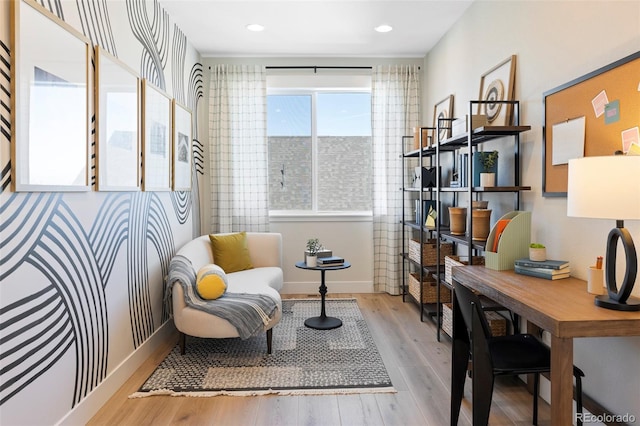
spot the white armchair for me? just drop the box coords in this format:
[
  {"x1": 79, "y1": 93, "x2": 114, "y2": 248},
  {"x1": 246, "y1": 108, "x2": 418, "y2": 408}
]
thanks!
[{"x1": 171, "y1": 233, "x2": 284, "y2": 353}]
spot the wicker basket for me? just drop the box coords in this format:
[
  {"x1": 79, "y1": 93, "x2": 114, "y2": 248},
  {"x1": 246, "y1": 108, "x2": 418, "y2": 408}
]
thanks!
[
  {"x1": 444, "y1": 255, "x2": 485, "y2": 285},
  {"x1": 408, "y1": 273, "x2": 451, "y2": 304},
  {"x1": 442, "y1": 303, "x2": 507, "y2": 337},
  {"x1": 409, "y1": 239, "x2": 454, "y2": 266}
]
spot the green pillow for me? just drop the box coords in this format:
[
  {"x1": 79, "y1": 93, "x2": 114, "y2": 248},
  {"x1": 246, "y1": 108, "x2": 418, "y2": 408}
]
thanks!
[
  {"x1": 196, "y1": 264, "x2": 228, "y2": 300},
  {"x1": 209, "y1": 232, "x2": 253, "y2": 273}
]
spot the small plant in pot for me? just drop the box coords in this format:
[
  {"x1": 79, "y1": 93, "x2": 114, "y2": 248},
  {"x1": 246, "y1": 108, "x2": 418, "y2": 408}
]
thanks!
[
  {"x1": 529, "y1": 243, "x2": 547, "y2": 262},
  {"x1": 478, "y1": 151, "x2": 498, "y2": 187},
  {"x1": 305, "y1": 238, "x2": 323, "y2": 267}
]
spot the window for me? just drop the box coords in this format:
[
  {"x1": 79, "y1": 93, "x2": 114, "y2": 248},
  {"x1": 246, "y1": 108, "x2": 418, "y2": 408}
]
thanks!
[{"x1": 267, "y1": 89, "x2": 372, "y2": 213}]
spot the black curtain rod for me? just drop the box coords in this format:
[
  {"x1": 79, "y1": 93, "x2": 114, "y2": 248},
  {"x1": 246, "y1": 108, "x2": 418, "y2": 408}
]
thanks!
[
  {"x1": 266, "y1": 66, "x2": 372, "y2": 72},
  {"x1": 207, "y1": 65, "x2": 372, "y2": 72},
  {"x1": 208, "y1": 65, "x2": 420, "y2": 72}
]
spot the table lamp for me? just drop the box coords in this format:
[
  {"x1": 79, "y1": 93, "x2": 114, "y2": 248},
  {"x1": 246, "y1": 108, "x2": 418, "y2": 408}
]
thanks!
[{"x1": 567, "y1": 155, "x2": 640, "y2": 311}]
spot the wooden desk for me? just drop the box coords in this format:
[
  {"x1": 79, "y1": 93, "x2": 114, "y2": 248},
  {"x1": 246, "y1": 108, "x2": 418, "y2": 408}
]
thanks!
[{"x1": 450, "y1": 266, "x2": 640, "y2": 425}]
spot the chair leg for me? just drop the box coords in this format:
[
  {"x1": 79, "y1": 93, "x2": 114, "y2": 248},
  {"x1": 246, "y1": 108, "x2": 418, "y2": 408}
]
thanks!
[
  {"x1": 179, "y1": 332, "x2": 186, "y2": 355},
  {"x1": 574, "y1": 367, "x2": 584, "y2": 426},
  {"x1": 470, "y1": 306, "x2": 494, "y2": 426},
  {"x1": 533, "y1": 373, "x2": 540, "y2": 425},
  {"x1": 472, "y1": 369, "x2": 494, "y2": 426},
  {"x1": 266, "y1": 328, "x2": 273, "y2": 354},
  {"x1": 451, "y1": 340, "x2": 470, "y2": 426}
]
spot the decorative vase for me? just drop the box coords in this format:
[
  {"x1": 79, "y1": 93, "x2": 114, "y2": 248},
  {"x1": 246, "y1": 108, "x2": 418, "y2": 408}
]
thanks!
[
  {"x1": 306, "y1": 255, "x2": 317, "y2": 267},
  {"x1": 449, "y1": 207, "x2": 467, "y2": 236},
  {"x1": 472, "y1": 209, "x2": 492, "y2": 241},
  {"x1": 472, "y1": 200, "x2": 489, "y2": 210},
  {"x1": 480, "y1": 172, "x2": 495, "y2": 187},
  {"x1": 529, "y1": 247, "x2": 547, "y2": 262}
]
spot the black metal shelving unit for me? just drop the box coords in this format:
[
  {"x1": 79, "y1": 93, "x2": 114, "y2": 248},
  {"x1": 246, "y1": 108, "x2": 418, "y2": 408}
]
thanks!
[
  {"x1": 401, "y1": 100, "x2": 532, "y2": 339},
  {"x1": 433, "y1": 100, "x2": 531, "y2": 341},
  {"x1": 400, "y1": 132, "x2": 442, "y2": 321}
]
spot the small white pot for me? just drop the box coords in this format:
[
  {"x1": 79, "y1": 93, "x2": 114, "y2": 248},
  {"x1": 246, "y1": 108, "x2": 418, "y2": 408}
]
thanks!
[
  {"x1": 529, "y1": 247, "x2": 547, "y2": 262},
  {"x1": 480, "y1": 172, "x2": 495, "y2": 187},
  {"x1": 306, "y1": 255, "x2": 317, "y2": 267}
]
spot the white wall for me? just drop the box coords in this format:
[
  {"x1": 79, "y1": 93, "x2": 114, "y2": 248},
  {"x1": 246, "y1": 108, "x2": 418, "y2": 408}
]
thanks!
[
  {"x1": 422, "y1": 0, "x2": 640, "y2": 417},
  {"x1": 271, "y1": 217, "x2": 374, "y2": 294},
  {"x1": 201, "y1": 57, "x2": 422, "y2": 292}
]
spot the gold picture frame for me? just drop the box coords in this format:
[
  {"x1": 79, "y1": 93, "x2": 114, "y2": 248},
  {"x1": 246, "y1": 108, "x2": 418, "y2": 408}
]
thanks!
[
  {"x1": 95, "y1": 46, "x2": 141, "y2": 191},
  {"x1": 432, "y1": 95, "x2": 454, "y2": 143},
  {"x1": 477, "y1": 55, "x2": 517, "y2": 126},
  {"x1": 11, "y1": 0, "x2": 91, "y2": 191},
  {"x1": 142, "y1": 80, "x2": 172, "y2": 191},
  {"x1": 172, "y1": 101, "x2": 192, "y2": 191}
]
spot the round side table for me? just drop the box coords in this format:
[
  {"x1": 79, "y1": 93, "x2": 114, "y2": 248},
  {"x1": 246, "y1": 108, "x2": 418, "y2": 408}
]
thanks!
[{"x1": 294, "y1": 261, "x2": 351, "y2": 329}]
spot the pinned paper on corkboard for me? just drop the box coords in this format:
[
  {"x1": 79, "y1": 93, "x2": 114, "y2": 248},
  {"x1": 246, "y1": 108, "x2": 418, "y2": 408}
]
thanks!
[
  {"x1": 622, "y1": 127, "x2": 640, "y2": 153},
  {"x1": 551, "y1": 117, "x2": 585, "y2": 165}
]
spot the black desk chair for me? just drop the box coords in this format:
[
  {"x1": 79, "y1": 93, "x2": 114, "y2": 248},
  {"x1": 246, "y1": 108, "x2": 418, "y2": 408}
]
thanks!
[{"x1": 452, "y1": 281, "x2": 584, "y2": 425}]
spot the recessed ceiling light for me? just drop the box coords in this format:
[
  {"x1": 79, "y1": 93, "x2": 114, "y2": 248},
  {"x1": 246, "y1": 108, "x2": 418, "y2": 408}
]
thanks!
[
  {"x1": 374, "y1": 24, "x2": 393, "y2": 33},
  {"x1": 246, "y1": 24, "x2": 265, "y2": 32}
]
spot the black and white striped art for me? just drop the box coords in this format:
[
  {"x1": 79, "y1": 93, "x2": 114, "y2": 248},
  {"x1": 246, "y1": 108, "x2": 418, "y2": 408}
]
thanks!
[{"x1": 0, "y1": 1, "x2": 203, "y2": 423}]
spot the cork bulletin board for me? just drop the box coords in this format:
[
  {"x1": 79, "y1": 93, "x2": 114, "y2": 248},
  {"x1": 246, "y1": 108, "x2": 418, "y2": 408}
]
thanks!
[{"x1": 542, "y1": 51, "x2": 640, "y2": 197}]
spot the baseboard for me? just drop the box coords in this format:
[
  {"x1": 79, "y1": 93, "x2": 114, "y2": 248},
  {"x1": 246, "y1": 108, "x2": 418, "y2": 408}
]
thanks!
[
  {"x1": 281, "y1": 280, "x2": 373, "y2": 294},
  {"x1": 56, "y1": 321, "x2": 176, "y2": 426}
]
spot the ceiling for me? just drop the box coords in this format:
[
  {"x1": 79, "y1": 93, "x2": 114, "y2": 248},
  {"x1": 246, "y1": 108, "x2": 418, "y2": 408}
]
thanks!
[{"x1": 161, "y1": 0, "x2": 475, "y2": 58}]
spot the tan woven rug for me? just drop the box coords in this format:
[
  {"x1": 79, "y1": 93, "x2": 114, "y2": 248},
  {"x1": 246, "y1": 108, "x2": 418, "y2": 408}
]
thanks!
[{"x1": 130, "y1": 299, "x2": 395, "y2": 397}]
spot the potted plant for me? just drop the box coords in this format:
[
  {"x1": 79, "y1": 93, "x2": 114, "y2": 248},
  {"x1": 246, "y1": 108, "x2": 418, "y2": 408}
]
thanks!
[
  {"x1": 529, "y1": 243, "x2": 547, "y2": 262},
  {"x1": 478, "y1": 151, "x2": 498, "y2": 187},
  {"x1": 305, "y1": 238, "x2": 322, "y2": 267}
]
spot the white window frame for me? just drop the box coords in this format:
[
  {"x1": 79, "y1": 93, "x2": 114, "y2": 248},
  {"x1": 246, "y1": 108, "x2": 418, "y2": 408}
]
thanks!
[{"x1": 267, "y1": 87, "x2": 372, "y2": 218}]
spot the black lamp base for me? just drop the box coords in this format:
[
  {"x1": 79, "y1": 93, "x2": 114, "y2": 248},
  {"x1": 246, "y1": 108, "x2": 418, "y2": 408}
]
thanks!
[{"x1": 595, "y1": 295, "x2": 640, "y2": 311}]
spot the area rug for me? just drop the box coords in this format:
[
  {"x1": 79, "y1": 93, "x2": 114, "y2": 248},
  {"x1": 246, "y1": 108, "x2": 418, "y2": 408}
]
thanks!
[{"x1": 130, "y1": 299, "x2": 395, "y2": 397}]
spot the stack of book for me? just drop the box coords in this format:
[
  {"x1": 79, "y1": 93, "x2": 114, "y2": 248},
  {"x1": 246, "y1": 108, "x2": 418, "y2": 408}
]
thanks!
[
  {"x1": 514, "y1": 258, "x2": 570, "y2": 280},
  {"x1": 317, "y1": 256, "x2": 345, "y2": 267}
]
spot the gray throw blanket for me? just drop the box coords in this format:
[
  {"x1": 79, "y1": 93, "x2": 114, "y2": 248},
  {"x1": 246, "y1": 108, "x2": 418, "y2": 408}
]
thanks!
[{"x1": 166, "y1": 255, "x2": 279, "y2": 339}]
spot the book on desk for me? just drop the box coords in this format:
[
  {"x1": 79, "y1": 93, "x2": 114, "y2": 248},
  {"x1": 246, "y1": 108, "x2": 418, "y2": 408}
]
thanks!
[
  {"x1": 515, "y1": 265, "x2": 570, "y2": 280},
  {"x1": 514, "y1": 258, "x2": 570, "y2": 270}
]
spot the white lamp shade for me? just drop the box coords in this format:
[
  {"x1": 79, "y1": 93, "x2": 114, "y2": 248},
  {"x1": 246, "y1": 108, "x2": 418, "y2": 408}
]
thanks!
[{"x1": 567, "y1": 156, "x2": 640, "y2": 220}]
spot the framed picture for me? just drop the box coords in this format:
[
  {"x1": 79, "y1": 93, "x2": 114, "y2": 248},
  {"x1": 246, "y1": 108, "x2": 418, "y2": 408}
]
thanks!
[
  {"x1": 432, "y1": 95, "x2": 454, "y2": 143},
  {"x1": 11, "y1": 0, "x2": 91, "y2": 191},
  {"x1": 95, "y1": 46, "x2": 141, "y2": 191},
  {"x1": 477, "y1": 55, "x2": 517, "y2": 126},
  {"x1": 172, "y1": 101, "x2": 192, "y2": 191},
  {"x1": 142, "y1": 80, "x2": 172, "y2": 191}
]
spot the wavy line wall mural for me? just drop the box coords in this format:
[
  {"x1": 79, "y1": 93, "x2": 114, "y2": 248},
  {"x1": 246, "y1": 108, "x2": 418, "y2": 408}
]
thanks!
[{"x1": 0, "y1": 1, "x2": 203, "y2": 424}]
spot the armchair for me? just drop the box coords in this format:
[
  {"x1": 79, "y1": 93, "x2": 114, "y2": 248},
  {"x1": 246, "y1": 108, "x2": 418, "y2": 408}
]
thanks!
[{"x1": 170, "y1": 233, "x2": 284, "y2": 354}]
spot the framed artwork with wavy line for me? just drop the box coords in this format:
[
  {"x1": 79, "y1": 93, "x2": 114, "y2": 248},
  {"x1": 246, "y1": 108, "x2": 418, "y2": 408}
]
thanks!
[
  {"x1": 477, "y1": 55, "x2": 517, "y2": 127},
  {"x1": 433, "y1": 94, "x2": 454, "y2": 143},
  {"x1": 142, "y1": 80, "x2": 172, "y2": 191},
  {"x1": 11, "y1": 0, "x2": 91, "y2": 192},
  {"x1": 172, "y1": 101, "x2": 192, "y2": 191},
  {"x1": 95, "y1": 46, "x2": 141, "y2": 191}
]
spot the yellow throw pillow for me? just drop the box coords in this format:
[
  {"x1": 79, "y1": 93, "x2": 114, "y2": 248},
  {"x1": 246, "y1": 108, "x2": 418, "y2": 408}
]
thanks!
[
  {"x1": 209, "y1": 232, "x2": 253, "y2": 273},
  {"x1": 196, "y1": 264, "x2": 228, "y2": 300}
]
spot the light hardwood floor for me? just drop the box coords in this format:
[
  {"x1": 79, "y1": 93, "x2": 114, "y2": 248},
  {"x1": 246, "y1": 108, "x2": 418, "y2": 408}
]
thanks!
[{"x1": 88, "y1": 293, "x2": 550, "y2": 425}]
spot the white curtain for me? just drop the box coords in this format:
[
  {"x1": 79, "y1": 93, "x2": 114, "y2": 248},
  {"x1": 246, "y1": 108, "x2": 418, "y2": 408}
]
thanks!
[
  {"x1": 208, "y1": 65, "x2": 269, "y2": 233},
  {"x1": 371, "y1": 65, "x2": 421, "y2": 294}
]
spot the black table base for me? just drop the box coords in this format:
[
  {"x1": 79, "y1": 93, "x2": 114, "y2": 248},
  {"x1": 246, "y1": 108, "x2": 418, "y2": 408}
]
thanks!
[
  {"x1": 304, "y1": 315, "x2": 342, "y2": 330},
  {"x1": 294, "y1": 261, "x2": 351, "y2": 331}
]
